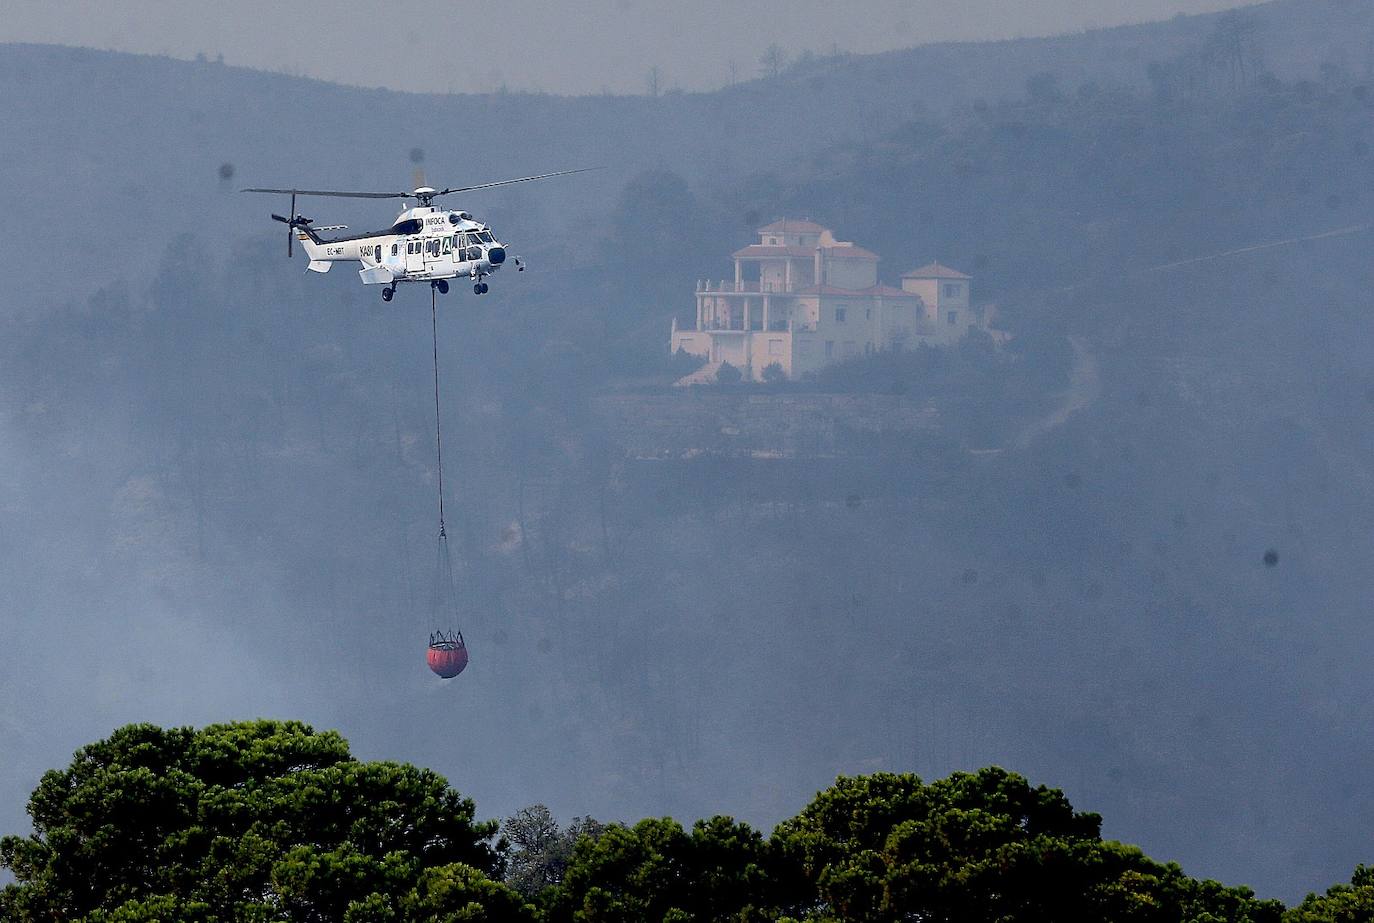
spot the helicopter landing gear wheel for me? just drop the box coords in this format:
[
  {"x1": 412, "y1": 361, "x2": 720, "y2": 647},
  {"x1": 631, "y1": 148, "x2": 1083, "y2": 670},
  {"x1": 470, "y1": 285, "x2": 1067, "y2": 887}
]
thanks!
[
  {"x1": 381, "y1": 286, "x2": 394, "y2": 302},
  {"x1": 473, "y1": 283, "x2": 483, "y2": 295},
  {"x1": 437, "y1": 279, "x2": 449, "y2": 295}
]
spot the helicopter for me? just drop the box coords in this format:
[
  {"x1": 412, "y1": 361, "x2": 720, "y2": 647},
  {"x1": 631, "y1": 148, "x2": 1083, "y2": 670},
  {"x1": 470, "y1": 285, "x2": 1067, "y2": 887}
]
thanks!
[{"x1": 243, "y1": 170, "x2": 592, "y2": 300}]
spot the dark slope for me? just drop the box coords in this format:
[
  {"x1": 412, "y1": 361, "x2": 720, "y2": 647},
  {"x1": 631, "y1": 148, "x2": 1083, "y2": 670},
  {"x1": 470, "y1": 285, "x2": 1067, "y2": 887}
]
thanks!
[
  {"x1": 2, "y1": 0, "x2": 1374, "y2": 907},
  {"x1": 719, "y1": 64, "x2": 1374, "y2": 898}
]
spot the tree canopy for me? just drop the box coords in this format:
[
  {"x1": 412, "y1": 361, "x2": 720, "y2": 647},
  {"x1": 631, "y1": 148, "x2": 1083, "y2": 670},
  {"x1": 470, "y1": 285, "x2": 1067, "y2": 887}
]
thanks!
[
  {"x1": 1284, "y1": 866, "x2": 1374, "y2": 923},
  {"x1": 526, "y1": 767, "x2": 1293, "y2": 922},
  {"x1": 0, "y1": 720, "x2": 528, "y2": 922},
  {"x1": 1, "y1": 724, "x2": 1359, "y2": 921}
]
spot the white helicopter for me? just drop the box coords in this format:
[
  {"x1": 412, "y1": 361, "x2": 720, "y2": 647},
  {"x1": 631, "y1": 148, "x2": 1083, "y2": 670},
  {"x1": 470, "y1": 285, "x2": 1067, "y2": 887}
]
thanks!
[{"x1": 243, "y1": 170, "x2": 592, "y2": 300}]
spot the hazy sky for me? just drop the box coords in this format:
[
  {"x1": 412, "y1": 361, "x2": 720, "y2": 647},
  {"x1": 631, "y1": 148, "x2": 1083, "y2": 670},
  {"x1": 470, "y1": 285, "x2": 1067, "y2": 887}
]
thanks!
[{"x1": 4, "y1": 0, "x2": 1257, "y2": 95}]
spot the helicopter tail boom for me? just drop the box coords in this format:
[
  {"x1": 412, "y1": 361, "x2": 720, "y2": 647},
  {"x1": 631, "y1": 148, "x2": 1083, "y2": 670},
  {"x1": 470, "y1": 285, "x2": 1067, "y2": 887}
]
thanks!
[{"x1": 359, "y1": 266, "x2": 395, "y2": 286}]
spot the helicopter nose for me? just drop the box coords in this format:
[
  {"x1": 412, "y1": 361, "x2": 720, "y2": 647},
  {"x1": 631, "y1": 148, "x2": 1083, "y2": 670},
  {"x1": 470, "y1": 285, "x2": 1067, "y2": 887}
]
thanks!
[{"x1": 488, "y1": 246, "x2": 506, "y2": 265}]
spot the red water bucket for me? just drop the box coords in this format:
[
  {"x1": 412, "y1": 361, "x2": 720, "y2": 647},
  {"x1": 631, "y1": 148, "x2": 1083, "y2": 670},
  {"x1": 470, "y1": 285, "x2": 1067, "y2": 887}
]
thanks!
[{"x1": 427, "y1": 635, "x2": 469, "y2": 679}]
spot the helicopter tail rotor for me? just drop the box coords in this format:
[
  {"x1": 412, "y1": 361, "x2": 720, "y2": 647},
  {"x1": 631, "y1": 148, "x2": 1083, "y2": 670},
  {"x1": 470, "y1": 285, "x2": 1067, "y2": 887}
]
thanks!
[{"x1": 269, "y1": 193, "x2": 314, "y2": 258}]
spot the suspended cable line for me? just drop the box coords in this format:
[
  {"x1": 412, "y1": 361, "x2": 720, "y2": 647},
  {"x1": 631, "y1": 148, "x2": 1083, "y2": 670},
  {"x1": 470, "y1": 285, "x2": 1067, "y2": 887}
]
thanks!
[
  {"x1": 426, "y1": 283, "x2": 468, "y2": 679},
  {"x1": 432, "y1": 282, "x2": 447, "y2": 538}
]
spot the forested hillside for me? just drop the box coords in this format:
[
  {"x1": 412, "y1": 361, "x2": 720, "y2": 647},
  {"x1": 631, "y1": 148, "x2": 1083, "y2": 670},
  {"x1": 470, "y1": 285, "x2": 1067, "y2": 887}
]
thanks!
[{"x1": 2, "y1": 1, "x2": 1373, "y2": 906}]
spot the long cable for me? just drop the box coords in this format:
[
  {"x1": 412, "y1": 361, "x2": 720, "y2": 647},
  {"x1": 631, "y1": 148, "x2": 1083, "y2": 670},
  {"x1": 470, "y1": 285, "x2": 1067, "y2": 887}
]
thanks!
[
  {"x1": 1134, "y1": 224, "x2": 1370, "y2": 275},
  {"x1": 429, "y1": 284, "x2": 466, "y2": 645},
  {"x1": 1048, "y1": 223, "x2": 1372, "y2": 294},
  {"x1": 431, "y1": 285, "x2": 446, "y2": 540}
]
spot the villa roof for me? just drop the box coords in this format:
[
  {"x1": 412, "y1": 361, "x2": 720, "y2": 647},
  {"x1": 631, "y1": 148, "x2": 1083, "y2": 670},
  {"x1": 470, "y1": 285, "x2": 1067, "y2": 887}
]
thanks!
[
  {"x1": 902, "y1": 261, "x2": 971, "y2": 280},
  {"x1": 757, "y1": 218, "x2": 828, "y2": 234}
]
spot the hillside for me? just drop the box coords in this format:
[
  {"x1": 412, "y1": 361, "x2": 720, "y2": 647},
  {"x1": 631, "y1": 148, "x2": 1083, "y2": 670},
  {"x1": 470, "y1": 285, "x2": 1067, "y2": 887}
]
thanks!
[{"x1": 2, "y1": 0, "x2": 1374, "y2": 907}]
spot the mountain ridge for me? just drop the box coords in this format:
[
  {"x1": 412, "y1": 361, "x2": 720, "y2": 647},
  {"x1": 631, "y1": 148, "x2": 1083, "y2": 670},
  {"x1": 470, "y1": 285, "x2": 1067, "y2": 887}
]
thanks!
[{"x1": 1, "y1": 0, "x2": 1369, "y2": 308}]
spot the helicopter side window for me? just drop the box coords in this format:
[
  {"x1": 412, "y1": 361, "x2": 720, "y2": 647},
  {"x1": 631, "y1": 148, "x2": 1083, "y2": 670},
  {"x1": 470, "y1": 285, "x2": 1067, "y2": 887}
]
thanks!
[
  {"x1": 442, "y1": 236, "x2": 452, "y2": 255},
  {"x1": 392, "y1": 243, "x2": 399, "y2": 256}
]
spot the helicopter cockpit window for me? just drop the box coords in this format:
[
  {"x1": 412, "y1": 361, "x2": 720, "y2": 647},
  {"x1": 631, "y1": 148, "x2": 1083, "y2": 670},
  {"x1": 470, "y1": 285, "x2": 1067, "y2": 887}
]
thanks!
[{"x1": 476, "y1": 231, "x2": 494, "y2": 243}]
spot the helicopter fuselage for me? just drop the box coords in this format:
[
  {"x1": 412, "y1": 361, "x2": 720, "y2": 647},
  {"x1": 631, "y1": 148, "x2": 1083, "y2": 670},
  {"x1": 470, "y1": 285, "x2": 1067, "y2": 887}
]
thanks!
[{"x1": 298, "y1": 204, "x2": 513, "y2": 292}]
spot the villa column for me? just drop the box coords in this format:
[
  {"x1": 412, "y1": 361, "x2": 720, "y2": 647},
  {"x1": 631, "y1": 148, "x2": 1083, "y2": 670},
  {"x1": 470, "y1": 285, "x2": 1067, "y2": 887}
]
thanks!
[
  {"x1": 784, "y1": 259, "x2": 792, "y2": 292},
  {"x1": 743, "y1": 298, "x2": 751, "y2": 332},
  {"x1": 763, "y1": 295, "x2": 770, "y2": 332},
  {"x1": 734, "y1": 260, "x2": 743, "y2": 292},
  {"x1": 696, "y1": 294, "x2": 703, "y2": 330}
]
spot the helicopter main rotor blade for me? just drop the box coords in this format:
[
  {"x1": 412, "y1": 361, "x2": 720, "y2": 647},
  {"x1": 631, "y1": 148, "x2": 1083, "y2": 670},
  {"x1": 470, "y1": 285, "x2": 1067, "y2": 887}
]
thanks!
[
  {"x1": 243, "y1": 187, "x2": 411, "y2": 199},
  {"x1": 242, "y1": 169, "x2": 599, "y2": 202},
  {"x1": 432, "y1": 168, "x2": 601, "y2": 197}
]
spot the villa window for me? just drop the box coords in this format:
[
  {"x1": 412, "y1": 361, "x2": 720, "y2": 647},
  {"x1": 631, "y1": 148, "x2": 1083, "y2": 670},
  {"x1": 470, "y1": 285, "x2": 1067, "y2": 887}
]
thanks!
[
  {"x1": 825, "y1": 340, "x2": 834, "y2": 358},
  {"x1": 835, "y1": 307, "x2": 847, "y2": 323},
  {"x1": 944, "y1": 283, "x2": 962, "y2": 299},
  {"x1": 947, "y1": 311, "x2": 958, "y2": 325},
  {"x1": 768, "y1": 338, "x2": 783, "y2": 356}
]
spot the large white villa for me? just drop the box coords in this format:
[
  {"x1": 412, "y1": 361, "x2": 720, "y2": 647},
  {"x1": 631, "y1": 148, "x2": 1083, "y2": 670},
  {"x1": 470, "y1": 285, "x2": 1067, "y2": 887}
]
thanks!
[{"x1": 671, "y1": 219, "x2": 981, "y2": 382}]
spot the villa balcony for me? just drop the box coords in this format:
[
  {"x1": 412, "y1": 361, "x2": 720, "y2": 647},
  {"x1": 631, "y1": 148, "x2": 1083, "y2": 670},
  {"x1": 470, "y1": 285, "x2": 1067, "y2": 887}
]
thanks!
[
  {"x1": 694, "y1": 318, "x2": 817, "y2": 333},
  {"x1": 696, "y1": 280, "x2": 794, "y2": 294}
]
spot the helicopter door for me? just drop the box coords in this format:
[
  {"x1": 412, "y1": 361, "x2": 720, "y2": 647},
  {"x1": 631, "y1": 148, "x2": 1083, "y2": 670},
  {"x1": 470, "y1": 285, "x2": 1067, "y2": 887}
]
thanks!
[{"x1": 406, "y1": 238, "x2": 424, "y2": 273}]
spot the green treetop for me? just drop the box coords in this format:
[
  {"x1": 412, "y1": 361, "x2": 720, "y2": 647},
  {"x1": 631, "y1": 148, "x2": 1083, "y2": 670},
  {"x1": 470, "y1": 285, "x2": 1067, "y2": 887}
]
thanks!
[{"x1": 0, "y1": 720, "x2": 530, "y2": 922}]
